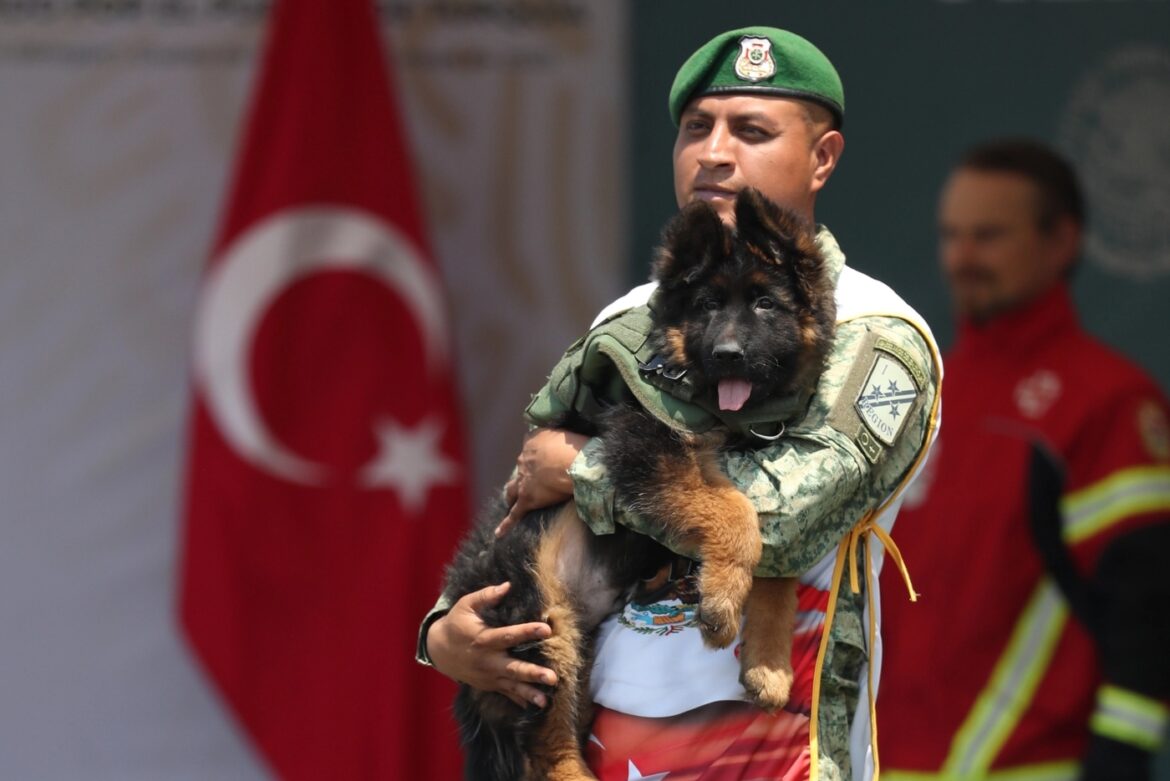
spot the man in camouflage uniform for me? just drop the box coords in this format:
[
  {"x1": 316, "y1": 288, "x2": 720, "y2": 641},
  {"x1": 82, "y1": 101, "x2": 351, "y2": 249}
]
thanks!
[{"x1": 420, "y1": 26, "x2": 942, "y2": 781}]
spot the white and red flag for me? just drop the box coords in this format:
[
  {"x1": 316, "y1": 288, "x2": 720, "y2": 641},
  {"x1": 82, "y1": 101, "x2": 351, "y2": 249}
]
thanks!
[{"x1": 179, "y1": 1, "x2": 469, "y2": 778}]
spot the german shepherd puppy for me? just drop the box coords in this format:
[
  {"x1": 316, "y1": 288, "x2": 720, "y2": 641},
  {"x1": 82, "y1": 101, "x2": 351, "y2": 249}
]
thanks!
[{"x1": 442, "y1": 189, "x2": 836, "y2": 781}]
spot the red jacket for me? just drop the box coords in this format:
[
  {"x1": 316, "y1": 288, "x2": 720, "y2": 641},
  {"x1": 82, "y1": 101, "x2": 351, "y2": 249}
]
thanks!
[{"x1": 877, "y1": 284, "x2": 1170, "y2": 777}]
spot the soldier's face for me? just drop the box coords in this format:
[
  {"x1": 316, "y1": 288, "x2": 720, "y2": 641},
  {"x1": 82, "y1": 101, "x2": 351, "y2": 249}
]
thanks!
[
  {"x1": 939, "y1": 169, "x2": 1076, "y2": 323},
  {"x1": 672, "y1": 95, "x2": 840, "y2": 225}
]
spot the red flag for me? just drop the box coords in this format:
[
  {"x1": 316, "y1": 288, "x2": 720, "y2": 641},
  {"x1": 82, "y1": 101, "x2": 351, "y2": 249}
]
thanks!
[{"x1": 179, "y1": 1, "x2": 469, "y2": 778}]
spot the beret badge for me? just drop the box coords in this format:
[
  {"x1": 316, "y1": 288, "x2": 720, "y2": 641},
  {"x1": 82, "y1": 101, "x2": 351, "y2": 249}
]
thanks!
[{"x1": 734, "y1": 36, "x2": 776, "y2": 82}]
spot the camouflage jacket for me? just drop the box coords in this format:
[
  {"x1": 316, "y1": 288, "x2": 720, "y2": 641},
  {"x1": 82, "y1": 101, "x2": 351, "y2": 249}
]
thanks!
[{"x1": 525, "y1": 226, "x2": 942, "y2": 778}]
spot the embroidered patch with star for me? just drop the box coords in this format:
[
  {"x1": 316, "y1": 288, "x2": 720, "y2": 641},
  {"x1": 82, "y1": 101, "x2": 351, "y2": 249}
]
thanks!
[{"x1": 855, "y1": 347, "x2": 920, "y2": 446}]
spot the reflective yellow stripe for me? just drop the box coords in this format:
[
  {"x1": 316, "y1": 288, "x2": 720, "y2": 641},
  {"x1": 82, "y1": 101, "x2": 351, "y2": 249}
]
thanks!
[
  {"x1": 943, "y1": 581, "x2": 1068, "y2": 776},
  {"x1": 884, "y1": 760, "x2": 1077, "y2": 780},
  {"x1": 1090, "y1": 684, "x2": 1169, "y2": 751},
  {"x1": 1099, "y1": 683, "x2": 1170, "y2": 723},
  {"x1": 987, "y1": 762, "x2": 1079, "y2": 781},
  {"x1": 1061, "y1": 465, "x2": 1170, "y2": 544}
]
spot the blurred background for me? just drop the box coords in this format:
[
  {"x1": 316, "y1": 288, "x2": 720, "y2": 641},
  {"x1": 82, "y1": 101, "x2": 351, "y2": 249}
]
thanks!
[{"x1": 1, "y1": 0, "x2": 1167, "y2": 777}]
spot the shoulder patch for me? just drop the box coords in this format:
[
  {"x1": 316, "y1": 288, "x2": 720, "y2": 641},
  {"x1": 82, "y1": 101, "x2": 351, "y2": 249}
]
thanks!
[
  {"x1": 825, "y1": 325, "x2": 931, "y2": 463},
  {"x1": 855, "y1": 351, "x2": 919, "y2": 446}
]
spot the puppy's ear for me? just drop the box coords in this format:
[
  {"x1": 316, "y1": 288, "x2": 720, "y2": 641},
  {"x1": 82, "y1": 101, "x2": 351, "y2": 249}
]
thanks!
[
  {"x1": 789, "y1": 230, "x2": 832, "y2": 315},
  {"x1": 734, "y1": 189, "x2": 827, "y2": 309},
  {"x1": 784, "y1": 216, "x2": 831, "y2": 315},
  {"x1": 733, "y1": 188, "x2": 790, "y2": 255},
  {"x1": 652, "y1": 201, "x2": 727, "y2": 288}
]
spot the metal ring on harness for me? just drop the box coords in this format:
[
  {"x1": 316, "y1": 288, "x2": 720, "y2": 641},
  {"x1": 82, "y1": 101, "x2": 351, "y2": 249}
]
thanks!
[{"x1": 749, "y1": 421, "x2": 786, "y2": 441}]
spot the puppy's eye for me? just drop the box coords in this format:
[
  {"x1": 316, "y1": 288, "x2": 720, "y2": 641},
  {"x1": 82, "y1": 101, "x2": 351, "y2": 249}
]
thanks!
[
  {"x1": 697, "y1": 298, "x2": 719, "y2": 311},
  {"x1": 755, "y1": 297, "x2": 776, "y2": 311}
]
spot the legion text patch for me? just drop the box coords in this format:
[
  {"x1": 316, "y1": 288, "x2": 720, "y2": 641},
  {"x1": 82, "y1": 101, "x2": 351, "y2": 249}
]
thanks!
[{"x1": 855, "y1": 351, "x2": 919, "y2": 446}]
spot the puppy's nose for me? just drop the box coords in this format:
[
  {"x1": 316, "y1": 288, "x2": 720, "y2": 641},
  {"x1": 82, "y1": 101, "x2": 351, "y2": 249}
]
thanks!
[{"x1": 713, "y1": 341, "x2": 744, "y2": 362}]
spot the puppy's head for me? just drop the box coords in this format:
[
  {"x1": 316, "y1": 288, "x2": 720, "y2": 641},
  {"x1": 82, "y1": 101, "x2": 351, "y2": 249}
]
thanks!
[{"x1": 649, "y1": 189, "x2": 836, "y2": 411}]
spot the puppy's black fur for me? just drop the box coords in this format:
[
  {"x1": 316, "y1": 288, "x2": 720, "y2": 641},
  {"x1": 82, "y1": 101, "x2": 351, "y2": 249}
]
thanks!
[
  {"x1": 441, "y1": 189, "x2": 835, "y2": 781},
  {"x1": 445, "y1": 497, "x2": 664, "y2": 781}
]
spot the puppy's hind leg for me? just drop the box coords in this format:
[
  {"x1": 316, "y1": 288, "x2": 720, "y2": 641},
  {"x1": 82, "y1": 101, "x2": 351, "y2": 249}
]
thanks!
[
  {"x1": 739, "y1": 576, "x2": 796, "y2": 712},
  {"x1": 525, "y1": 507, "x2": 598, "y2": 781},
  {"x1": 525, "y1": 634, "x2": 595, "y2": 781}
]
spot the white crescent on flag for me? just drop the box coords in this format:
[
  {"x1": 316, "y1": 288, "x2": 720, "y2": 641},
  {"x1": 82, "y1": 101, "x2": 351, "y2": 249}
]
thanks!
[{"x1": 193, "y1": 207, "x2": 450, "y2": 485}]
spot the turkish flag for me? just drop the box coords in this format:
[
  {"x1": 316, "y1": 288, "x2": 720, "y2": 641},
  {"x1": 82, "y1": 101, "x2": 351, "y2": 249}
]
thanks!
[{"x1": 178, "y1": 1, "x2": 469, "y2": 779}]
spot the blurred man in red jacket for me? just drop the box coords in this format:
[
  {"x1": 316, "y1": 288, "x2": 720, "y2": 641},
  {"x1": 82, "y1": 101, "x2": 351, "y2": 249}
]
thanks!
[{"x1": 878, "y1": 139, "x2": 1170, "y2": 781}]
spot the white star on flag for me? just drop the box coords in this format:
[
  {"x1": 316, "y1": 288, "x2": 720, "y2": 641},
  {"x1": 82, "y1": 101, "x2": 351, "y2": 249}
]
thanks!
[
  {"x1": 627, "y1": 759, "x2": 669, "y2": 780},
  {"x1": 359, "y1": 416, "x2": 460, "y2": 510}
]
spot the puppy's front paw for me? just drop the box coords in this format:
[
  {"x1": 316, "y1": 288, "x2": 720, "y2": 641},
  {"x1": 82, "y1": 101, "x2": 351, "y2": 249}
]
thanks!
[
  {"x1": 697, "y1": 596, "x2": 740, "y2": 649},
  {"x1": 741, "y1": 663, "x2": 793, "y2": 712}
]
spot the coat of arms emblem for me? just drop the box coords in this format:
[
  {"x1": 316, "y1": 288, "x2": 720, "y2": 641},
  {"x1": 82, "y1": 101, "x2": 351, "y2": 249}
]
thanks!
[{"x1": 735, "y1": 37, "x2": 777, "y2": 82}]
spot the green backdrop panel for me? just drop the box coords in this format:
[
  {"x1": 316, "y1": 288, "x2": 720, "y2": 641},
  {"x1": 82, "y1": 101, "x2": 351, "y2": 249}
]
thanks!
[{"x1": 628, "y1": 1, "x2": 1170, "y2": 394}]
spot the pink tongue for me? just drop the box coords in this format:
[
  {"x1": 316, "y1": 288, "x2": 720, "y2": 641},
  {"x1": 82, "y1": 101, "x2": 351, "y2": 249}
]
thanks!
[{"x1": 718, "y1": 379, "x2": 753, "y2": 411}]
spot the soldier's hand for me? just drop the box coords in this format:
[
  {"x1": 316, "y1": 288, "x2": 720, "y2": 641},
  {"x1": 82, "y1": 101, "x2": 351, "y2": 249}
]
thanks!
[
  {"x1": 425, "y1": 582, "x2": 558, "y2": 709},
  {"x1": 497, "y1": 428, "x2": 588, "y2": 536}
]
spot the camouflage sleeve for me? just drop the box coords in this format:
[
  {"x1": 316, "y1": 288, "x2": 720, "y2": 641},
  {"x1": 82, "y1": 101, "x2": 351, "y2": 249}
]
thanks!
[
  {"x1": 570, "y1": 436, "x2": 620, "y2": 536},
  {"x1": 731, "y1": 315, "x2": 939, "y2": 575},
  {"x1": 570, "y1": 315, "x2": 940, "y2": 577}
]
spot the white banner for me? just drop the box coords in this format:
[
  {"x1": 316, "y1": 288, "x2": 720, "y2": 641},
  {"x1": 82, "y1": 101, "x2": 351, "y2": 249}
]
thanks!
[{"x1": 0, "y1": 2, "x2": 626, "y2": 777}]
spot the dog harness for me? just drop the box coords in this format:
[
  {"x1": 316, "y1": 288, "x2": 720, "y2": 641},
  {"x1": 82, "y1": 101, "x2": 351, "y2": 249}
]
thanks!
[{"x1": 524, "y1": 296, "x2": 812, "y2": 442}]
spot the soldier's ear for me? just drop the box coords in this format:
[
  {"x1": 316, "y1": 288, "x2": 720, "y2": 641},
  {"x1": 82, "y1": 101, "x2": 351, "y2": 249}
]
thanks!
[{"x1": 652, "y1": 201, "x2": 727, "y2": 288}]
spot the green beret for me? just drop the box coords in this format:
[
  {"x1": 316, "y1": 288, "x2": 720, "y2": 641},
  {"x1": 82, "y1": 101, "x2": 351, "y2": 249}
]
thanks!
[{"x1": 669, "y1": 26, "x2": 844, "y2": 128}]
